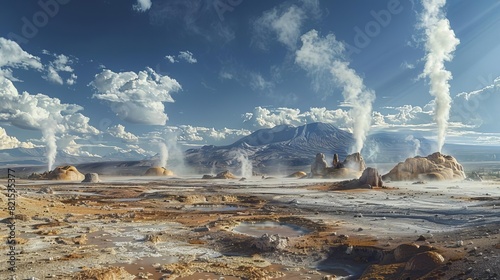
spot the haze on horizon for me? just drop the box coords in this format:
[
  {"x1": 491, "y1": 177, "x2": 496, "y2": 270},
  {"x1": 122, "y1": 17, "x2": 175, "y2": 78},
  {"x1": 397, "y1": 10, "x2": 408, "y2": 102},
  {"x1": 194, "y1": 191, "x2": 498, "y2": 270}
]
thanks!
[{"x1": 1, "y1": 0, "x2": 500, "y2": 168}]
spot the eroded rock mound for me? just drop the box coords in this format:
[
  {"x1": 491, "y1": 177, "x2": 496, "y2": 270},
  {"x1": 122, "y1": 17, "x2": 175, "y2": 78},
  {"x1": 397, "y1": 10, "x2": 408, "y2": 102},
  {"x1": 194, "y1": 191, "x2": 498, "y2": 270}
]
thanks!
[
  {"x1": 144, "y1": 167, "x2": 174, "y2": 176},
  {"x1": 404, "y1": 251, "x2": 444, "y2": 271},
  {"x1": 202, "y1": 170, "x2": 238, "y2": 179},
  {"x1": 30, "y1": 166, "x2": 85, "y2": 181},
  {"x1": 82, "y1": 173, "x2": 100, "y2": 183},
  {"x1": 344, "y1": 167, "x2": 383, "y2": 189},
  {"x1": 252, "y1": 233, "x2": 288, "y2": 251},
  {"x1": 383, "y1": 152, "x2": 466, "y2": 181}
]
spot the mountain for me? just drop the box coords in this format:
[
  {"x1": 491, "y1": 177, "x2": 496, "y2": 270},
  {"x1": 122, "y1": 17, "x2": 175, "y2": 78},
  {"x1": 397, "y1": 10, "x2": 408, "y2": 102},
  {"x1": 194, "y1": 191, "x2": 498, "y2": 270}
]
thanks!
[{"x1": 184, "y1": 122, "x2": 433, "y2": 172}]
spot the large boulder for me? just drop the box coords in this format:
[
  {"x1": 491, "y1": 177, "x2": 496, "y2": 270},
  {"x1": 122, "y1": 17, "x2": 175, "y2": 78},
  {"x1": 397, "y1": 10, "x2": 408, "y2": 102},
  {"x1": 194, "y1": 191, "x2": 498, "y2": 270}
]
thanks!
[
  {"x1": 144, "y1": 167, "x2": 174, "y2": 176},
  {"x1": 311, "y1": 153, "x2": 328, "y2": 176},
  {"x1": 82, "y1": 173, "x2": 100, "y2": 183},
  {"x1": 383, "y1": 152, "x2": 466, "y2": 181}
]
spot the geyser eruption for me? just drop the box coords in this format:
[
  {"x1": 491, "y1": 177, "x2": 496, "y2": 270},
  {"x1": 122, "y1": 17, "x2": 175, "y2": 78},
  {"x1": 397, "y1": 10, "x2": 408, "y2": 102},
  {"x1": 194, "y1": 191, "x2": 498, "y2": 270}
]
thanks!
[
  {"x1": 296, "y1": 30, "x2": 375, "y2": 153},
  {"x1": 158, "y1": 142, "x2": 169, "y2": 168},
  {"x1": 42, "y1": 124, "x2": 57, "y2": 171},
  {"x1": 420, "y1": 0, "x2": 460, "y2": 152},
  {"x1": 236, "y1": 150, "x2": 253, "y2": 178}
]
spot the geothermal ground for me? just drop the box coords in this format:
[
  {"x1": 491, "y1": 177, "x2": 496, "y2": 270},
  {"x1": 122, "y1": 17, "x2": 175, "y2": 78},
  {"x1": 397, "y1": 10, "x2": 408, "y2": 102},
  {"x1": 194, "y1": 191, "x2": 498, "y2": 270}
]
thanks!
[{"x1": 1, "y1": 174, "x2": 500, "y2": 280}]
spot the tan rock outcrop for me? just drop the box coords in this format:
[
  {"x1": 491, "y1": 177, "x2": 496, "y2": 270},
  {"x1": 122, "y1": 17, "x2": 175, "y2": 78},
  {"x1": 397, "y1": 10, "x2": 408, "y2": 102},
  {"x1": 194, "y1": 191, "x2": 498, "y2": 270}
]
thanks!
[
  {"x1": 30, "y1": 166, "x2": 85, "y2": 181},
  {"x1": 202, "y1": 170, "x2": 238, "y2": 179},
  {"x1": 383, "y1": 152, "x2": 466, "y2": 181}
]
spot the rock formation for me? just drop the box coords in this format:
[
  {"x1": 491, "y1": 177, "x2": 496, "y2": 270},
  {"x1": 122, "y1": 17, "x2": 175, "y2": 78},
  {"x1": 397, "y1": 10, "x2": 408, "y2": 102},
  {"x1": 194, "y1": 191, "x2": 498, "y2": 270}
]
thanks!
[
  {"x1": 252, "y1": 233, "x2": 288, "y2": 251},
  {"x1": 382, "y1": 152, "x2": 466, "y2": 181},
  {"x1": 343, "y1": 152, "x2": 366, "y2": 171},
  {"x1": 144, "y1": 167, "x2": 174, "y2": 176},
  {"x1": 202, "y1": 170, "x2": 238, "y2": 179},
  {"x1": 311, "y1": 152, "x2": 366, "y2": 179},
  {"x1": 311, "y1": 153, "x2": 328, "y2": 176},
  {"x1": 82, "y1": 173, "x2": 100, "y2": 183},
  {"x1": 344, "y1": 167, "x2": 383, "y2": 189},
  {"x1": 29, "y1": 166, "x2": 85, "y2": 181}
]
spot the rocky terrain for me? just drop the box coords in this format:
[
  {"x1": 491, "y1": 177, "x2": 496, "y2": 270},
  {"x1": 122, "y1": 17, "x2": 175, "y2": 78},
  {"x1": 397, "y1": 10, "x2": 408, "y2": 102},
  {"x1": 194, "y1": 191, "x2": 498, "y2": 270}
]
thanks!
[{"x1": 1, "y1": 170, "x2": 499, "y2": 280}]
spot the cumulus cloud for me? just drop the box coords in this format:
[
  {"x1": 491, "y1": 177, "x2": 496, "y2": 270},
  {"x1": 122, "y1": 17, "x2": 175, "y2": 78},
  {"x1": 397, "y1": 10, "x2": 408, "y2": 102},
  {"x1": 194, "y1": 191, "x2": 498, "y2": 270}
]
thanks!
[
  {"x1": 166, "y1": 51, "x2": 197, "y2": 64},
  {"x1": 243, "y1": 106, "x2": 352, "y2": 130},
  {"x1": 0, "y1": 37, "x2": 42, "y2": 79},
  {"x1": 0, "y1": 126, "x2": 35, "y2": 149},
  {"x1": 42, "y1": 52, "x2": 77, "y2": 85},
  {"x1": 107, "y1": 124, "x2": 139, "y2": 143},
  {"x1": 0, "y1": 76, "x2": 98, "y2": 134},
  {"x1": 252, "y1": 1, "x2": 321, "y2": 50},
  {"x1": 133, "y1": 0, "x2": 152, "y2": 12},
  {"x1": 91, "y1": 67, "x2": 182, "y2": 125},
  {"x1": 0, "y1": 75, "x2": 99, "y2": 169}
]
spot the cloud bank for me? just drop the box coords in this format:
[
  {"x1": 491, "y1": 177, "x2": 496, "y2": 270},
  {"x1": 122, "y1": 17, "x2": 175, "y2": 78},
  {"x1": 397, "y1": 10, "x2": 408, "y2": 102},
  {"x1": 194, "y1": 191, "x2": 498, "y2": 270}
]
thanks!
[{"x1": 91, "y1": 67, "x2": 182, "y2": 125}]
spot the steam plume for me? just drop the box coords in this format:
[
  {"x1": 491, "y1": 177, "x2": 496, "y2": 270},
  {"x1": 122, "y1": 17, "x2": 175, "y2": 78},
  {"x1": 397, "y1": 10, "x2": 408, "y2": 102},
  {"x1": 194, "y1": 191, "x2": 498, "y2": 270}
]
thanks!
[
  {"x1": 420, "y1": 0, "x2": 460, "y2": 152},
  {"x1": 42, "y1": 125, "x2": 57, "y2": 171},
  {"x1": 158, "y1": 142, "x2": 169, "y2": 168},
  {"x1": 296, "y1": 30, "x2": 375, "y2": 153},
  {"x1": 235, "y1": 150, "x2": 253, "y2": 178}
]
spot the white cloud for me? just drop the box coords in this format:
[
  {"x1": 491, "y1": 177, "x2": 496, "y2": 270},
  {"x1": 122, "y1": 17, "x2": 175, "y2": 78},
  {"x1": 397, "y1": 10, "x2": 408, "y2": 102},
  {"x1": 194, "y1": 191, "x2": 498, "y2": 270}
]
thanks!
[
  {"x1": 0, "y1": 126, "x2": 35, "y2": 149},
  {"x1": 67, "y1": 73, "x2": 77, "y2": 85},
  {"x1": 133, "y1": 0, "x2": 152, "y2": 12},
  {"x1": 178, "y1": 51, "x2": 197, "y2": 63},
  {"x1": 107, "y1": 124, "x2": 139, "y2": 143},
  {"x1": 252, "y1": 1, "x2": 320, "y2": 50},
  {"x1": 165, "y1": 51, "x2": 197, "y2": 64},
  {"x1": 219, "y1": 71, "x2": 234, "y2": 80},
  {"x1": 42, "y1": 52, "x2": 77, "y2": 85},
  {"x1": 250, "y1": 72, "x2": 274, "y2": 91},
  {"x1": 0, "y1": 76, "x2": 98, "y2": 135},
  {"x1": 0, "y1": 38, "x2": 42, "y2": 79},
  {"x1": 91, "y1": 67, "x2": 182, "y2": 125},
  {"x1": 146, "y1": 125, "x2": 251, "y2": 146},
  {"x1": 165, "y1": 55, "x2": 176, "y2": 63},
  {"x1": 401, "y1": 61, "x2": 415, "y2": 69},
  {"x1": 243, "y1": 106, "x2": 352, "y2": 130},
  {"x1": 451, "y1": 76, "x2": 500, "y2": 130}
]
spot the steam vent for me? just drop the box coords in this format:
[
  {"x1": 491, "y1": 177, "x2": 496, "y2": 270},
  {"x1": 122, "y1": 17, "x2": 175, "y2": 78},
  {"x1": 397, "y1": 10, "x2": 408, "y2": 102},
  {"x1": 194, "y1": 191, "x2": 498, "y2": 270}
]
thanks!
[
  {"x1": 382, "y1": 152, "x2": 466, "y2": 181},
  {"x1": 144, "y1": 166, "x2": 174, "y2": 176}
]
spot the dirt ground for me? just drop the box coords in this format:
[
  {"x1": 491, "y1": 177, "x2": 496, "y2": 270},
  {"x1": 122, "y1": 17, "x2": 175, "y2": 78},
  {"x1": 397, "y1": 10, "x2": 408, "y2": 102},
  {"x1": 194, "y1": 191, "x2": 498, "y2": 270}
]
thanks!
[{"x1": 1, "y1": 176, "x2": 499, "y2": 280}]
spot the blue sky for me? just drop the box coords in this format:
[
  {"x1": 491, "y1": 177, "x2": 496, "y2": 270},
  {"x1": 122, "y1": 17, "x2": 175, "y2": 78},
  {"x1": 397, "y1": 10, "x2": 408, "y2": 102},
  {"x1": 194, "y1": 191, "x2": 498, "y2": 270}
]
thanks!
[{"x1": 1, "y1": 0, "x2": 500, "y2": 161}]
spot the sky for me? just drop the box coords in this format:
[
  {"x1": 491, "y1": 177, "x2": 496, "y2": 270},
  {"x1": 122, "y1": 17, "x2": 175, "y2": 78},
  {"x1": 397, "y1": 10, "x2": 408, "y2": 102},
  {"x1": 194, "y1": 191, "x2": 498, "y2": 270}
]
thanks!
[{"x1": 1, "y1": 0, "x2": 500, "y2": 162}]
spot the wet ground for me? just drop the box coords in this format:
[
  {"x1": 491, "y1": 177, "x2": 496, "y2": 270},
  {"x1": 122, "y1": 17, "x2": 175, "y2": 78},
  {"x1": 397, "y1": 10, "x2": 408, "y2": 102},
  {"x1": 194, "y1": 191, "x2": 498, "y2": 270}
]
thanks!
[{"x1": 0, "y1": 176, "x2": 499, "y2": 279}]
